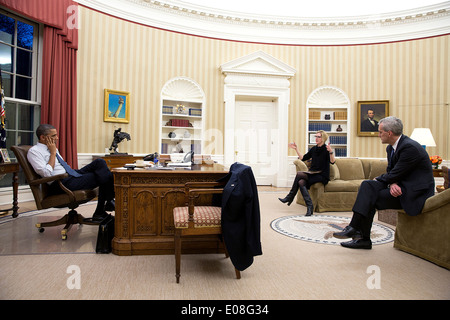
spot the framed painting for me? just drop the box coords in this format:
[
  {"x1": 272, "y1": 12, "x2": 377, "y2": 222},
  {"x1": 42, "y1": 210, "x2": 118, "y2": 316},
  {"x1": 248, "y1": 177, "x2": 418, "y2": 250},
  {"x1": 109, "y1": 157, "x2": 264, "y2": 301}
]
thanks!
[
  {"x1": 0, "y1": 148, "x2": 10, "y2": 163},
  {"x1": 357, "y1": 100, "x2": 389, "y2": 137},
  {"x1": 104, "y1": 89, "x2": 130, "y2": 123}
]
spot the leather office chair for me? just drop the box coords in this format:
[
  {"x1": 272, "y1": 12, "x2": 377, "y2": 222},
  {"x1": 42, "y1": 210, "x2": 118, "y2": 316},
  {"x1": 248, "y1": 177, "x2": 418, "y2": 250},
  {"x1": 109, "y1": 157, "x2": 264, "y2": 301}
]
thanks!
[
  {"x1": 11, "y1": 145, "x2": 100, "y2": 240},
  {"x1": 173, "y1": 181, "x2": 241, "y2": 283}
]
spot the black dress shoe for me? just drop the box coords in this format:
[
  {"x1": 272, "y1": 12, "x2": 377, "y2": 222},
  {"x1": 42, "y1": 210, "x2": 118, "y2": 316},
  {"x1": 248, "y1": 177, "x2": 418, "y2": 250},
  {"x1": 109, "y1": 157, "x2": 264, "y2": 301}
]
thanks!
[
  {"x1": 104, "y1": 200, "x2": 115, "y2": 212},
  {"x1": 92, "y1": 211, "x2": 108, "y2": 221},
  {"x1": 340, "y1": 239, "x2": 372, "y2": 249},
  {"x1": 333, "y1": 226, "x2": 362, "y2": 239}
]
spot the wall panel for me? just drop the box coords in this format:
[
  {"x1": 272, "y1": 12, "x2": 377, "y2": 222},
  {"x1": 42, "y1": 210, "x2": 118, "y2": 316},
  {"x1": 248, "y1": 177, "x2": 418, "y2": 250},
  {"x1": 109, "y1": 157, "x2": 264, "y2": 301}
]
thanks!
[{"x1": 77, "y1": 7, "x2": 449, "y2": 160}]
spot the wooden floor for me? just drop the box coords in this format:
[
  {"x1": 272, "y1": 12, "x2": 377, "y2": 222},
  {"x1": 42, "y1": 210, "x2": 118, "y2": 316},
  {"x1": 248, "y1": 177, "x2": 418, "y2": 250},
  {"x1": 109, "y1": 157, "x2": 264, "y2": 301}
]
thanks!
[{"x1": 0, "y1": 199, "x2": 37, "y2": 217}]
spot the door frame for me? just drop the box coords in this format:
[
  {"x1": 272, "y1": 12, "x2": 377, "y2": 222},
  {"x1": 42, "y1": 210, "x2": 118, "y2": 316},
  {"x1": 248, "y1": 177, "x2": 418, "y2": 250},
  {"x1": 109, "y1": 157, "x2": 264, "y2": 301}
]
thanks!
[
  {"x1": 223, "y1": 86, "x2": 290, "y2": 187},
  {"x1": 221, "y1": 51, "x2": 296, "y2": 187},
  {"x1": 234, "y1": 98, "x2": 278, "y2": 185}
]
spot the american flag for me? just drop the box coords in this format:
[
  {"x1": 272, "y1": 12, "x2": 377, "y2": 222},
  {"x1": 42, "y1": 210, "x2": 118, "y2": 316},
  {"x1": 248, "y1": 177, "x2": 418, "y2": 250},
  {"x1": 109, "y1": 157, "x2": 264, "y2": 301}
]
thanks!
[
  {"x1": 0, "y1": 72, "x2": 6, "y2": 149},
  {"x1": 0, "y1": 72, "x2": 4, "y2": 118}
]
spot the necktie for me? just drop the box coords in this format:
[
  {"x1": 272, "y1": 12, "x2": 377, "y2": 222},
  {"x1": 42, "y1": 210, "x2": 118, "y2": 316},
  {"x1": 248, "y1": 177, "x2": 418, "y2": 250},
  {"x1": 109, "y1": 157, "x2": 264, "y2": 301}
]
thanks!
[
  {"x1": 390, "y1": 148, "x2": 395, "y2": 160},
  {"x1": 56, "y1": 153, "x2": 82, "y2": 177}
]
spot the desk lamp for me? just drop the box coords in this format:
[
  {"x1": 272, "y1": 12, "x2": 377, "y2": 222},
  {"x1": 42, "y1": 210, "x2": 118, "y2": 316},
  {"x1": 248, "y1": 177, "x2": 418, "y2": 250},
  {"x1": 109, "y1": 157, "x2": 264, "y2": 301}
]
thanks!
[{"x1": 410, "y1": 128, "x2": 436, "y2": 150}]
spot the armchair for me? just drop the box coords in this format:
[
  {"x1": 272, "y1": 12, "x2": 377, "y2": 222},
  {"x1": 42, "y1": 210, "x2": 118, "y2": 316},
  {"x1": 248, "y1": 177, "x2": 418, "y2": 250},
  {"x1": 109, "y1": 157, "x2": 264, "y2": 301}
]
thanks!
[
  {"x1": 11, "y1": 145, "x2": 100, "y2": 240},
  {"x1": 173, "y1": 181, "x2": 241, "y2": 283},
  {"x1": 394, "y1": 188, "x2": 450, "y2": 269}
]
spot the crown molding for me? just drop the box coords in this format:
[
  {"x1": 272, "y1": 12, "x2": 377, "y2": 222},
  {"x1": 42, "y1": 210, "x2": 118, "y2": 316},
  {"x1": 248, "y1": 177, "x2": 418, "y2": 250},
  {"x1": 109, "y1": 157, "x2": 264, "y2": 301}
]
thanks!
[{"x1": 76, "y1": 0, "x2": 450, "y2": 45}]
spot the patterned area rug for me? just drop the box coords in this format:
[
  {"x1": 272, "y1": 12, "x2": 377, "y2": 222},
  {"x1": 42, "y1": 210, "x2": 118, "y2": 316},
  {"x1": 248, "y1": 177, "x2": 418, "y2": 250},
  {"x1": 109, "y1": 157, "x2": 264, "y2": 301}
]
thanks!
[{"x1": 271, "y1": 215, "x2": 395, "y2": 246}]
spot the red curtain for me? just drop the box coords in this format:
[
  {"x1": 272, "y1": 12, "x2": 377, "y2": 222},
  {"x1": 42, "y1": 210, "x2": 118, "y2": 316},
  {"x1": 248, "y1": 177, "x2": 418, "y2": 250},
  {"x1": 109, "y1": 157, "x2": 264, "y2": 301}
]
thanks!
[{"x1": 0, "y1": 0, "x2": 79, "y2": 167}]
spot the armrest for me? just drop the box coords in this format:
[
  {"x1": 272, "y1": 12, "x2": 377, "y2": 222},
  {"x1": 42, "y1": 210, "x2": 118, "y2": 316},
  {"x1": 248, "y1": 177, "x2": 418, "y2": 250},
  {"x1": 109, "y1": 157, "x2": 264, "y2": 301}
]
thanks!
[
  {"x1": 293, "y1": 159, "x2": 308, "y2": 171},
  {"x1": 28, "y1": 173, "x2": 69, "y2": 186},
  {"x1": 398, "y1": 189, "x2": 450, "y2": 215},
  {"x1": 421, "y1": 189, "x2": 450, "y2": 214},
  {"x1": 30, "y1": 173, "x2": 78, "y2": 205},
  {"x1": 184, "y1": 181, "x2": 225, "y2": 223}
]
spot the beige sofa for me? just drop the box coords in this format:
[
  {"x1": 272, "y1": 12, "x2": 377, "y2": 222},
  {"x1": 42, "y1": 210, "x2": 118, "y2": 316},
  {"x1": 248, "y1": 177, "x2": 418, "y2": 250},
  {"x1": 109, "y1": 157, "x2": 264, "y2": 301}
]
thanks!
[{"x1": 294, "y1": 158, "x2": 387, "y2": 212}]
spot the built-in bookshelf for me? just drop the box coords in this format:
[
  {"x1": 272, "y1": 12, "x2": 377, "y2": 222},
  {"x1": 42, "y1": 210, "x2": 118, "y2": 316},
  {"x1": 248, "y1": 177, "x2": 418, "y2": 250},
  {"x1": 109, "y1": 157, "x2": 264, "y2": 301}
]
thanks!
[
  {"x1": 160, "y1": 77, "x2": 204, "y2": 155},
  {"x1": 306, "y1": 86, "x2": 350, "y2": 157}
]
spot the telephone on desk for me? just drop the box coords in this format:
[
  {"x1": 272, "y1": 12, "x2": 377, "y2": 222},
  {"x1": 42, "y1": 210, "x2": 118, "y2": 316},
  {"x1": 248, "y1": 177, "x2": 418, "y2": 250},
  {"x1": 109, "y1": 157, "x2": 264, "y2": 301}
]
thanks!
[
  {"x1": 143, "y1": 152, "x2": 158, "y2": 162},
  {"x1": 167, "y1": 151, "x2": 194, "y2": 167}
]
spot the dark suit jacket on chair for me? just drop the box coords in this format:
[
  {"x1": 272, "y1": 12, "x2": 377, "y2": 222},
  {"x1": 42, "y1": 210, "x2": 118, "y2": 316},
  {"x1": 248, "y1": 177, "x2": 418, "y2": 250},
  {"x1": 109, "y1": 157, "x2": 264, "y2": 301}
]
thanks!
[
  {"x1": 376, "y1": 135, "x2": 435, "y2": 216},
  {"x1": 218, "y1": 162, "x2": 262, "y2": 271}
]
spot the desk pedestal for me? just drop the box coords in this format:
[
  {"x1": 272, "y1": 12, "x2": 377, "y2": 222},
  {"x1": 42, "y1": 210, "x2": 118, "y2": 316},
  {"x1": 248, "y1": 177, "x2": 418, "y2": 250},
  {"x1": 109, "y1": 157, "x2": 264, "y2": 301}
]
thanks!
[{"x1": 112, "y1": 165, "x2": 228, "y2": 255}]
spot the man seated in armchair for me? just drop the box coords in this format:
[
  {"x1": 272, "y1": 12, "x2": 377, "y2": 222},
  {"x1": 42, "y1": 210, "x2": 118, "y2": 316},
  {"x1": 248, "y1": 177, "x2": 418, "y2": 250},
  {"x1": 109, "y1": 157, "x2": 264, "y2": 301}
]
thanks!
[{"x1": 27, "y1": 124, "x2": 115, "y2": 221}]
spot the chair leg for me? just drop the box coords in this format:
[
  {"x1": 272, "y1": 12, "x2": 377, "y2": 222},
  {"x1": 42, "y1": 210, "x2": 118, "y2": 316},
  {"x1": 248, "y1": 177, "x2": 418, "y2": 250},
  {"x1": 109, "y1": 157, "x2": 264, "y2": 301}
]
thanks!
[
  {"x1": 174, "y1": 230, "x2": 181, "y2": 283},
  {"x1": 36, "y1": 209, "x2": 101, "y2": 240},
  {"x1": 223, "y1": 242, "x2": 241, "y2": 280},
  {"x1": 36, "y1": 214, "x2": 69, "y2": 229},
  {"x1": 235, "y1": 268, "x2": 241, "y2": 280}
]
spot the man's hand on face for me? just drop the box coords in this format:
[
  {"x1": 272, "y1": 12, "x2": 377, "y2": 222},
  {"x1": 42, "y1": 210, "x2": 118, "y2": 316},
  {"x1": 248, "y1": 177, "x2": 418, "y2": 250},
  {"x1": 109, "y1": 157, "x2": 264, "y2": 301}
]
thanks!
[{"x1": 45, "y1": 135, "x2": 57, "y2": 154}]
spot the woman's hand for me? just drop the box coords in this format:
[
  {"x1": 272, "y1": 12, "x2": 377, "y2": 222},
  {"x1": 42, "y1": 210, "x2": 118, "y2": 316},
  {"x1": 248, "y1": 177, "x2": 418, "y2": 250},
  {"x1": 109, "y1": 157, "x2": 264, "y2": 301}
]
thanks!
[
  {"x1": 326, "y1": 143, "x2": 335, "y2": 163},
  {"x1": 288, "y1": 142, "x2": 298, "y2": 150},
  {"x1": 289, "y1": 141, "x2": 303, "y2": 159}
]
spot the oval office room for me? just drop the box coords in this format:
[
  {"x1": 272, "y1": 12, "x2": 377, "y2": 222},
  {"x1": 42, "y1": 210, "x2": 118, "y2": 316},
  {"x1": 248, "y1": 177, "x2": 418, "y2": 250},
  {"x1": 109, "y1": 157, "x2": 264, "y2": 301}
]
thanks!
[{"x1": 0, "y1": 0, "x2": 449, "y2": 306}]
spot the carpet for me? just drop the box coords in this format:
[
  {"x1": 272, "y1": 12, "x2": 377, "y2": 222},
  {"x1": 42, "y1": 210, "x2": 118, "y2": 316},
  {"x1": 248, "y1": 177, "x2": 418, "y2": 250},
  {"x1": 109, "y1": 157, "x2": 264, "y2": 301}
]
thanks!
[{"x1": 270, "y1": 214, "x2": 395, "y2": 246}]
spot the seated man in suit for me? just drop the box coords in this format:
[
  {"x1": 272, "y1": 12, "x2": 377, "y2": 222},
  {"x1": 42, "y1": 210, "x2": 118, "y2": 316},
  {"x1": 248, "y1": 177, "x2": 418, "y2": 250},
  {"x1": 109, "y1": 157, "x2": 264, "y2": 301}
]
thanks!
[
  {"x1": 334, "y1": 116, "x2": 434, "y2": 249},
  {"x1": 27, "y1": 124, "x2": 115, "y2": 221}
]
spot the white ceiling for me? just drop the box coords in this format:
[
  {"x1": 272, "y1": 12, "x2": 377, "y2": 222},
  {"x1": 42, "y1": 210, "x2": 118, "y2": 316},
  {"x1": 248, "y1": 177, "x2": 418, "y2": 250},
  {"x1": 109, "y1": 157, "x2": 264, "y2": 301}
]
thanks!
[
  {"x1": 77, "y1": 0, "x2": 450, "y2": 44},
  {"x1": 177, "y1": 0, "x2": 447, "y2": 18}
]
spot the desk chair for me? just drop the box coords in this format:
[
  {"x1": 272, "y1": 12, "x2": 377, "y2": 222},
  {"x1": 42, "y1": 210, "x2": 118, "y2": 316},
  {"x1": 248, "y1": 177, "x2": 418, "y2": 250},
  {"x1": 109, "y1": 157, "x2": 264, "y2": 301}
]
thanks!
[
  {"x1": 173, "y1": 181, "x2": 241, "y2": 283},
  {"x1": 11, "y1": 145, "x2": 100, "y2": 240}
]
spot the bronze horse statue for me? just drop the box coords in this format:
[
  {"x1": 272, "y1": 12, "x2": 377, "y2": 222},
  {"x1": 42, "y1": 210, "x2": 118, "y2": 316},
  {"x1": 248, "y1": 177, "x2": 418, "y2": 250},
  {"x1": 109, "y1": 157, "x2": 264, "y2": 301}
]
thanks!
[{"x1": 109, "y1": 128, "x2": 131, "y2": 154}]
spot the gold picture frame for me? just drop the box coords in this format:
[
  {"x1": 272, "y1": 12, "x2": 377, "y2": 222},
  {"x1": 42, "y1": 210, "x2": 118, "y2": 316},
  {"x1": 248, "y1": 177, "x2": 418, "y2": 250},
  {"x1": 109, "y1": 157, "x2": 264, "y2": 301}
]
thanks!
[
  {"x1": 1, "y1": 148, "x2": 11, "y2": 163},
  {"x1": 103, "y1": 89, "x2": 130, "y2": 123},
  {"x1": 357, "y1": 100, "x2": 389, "y2": 137}
]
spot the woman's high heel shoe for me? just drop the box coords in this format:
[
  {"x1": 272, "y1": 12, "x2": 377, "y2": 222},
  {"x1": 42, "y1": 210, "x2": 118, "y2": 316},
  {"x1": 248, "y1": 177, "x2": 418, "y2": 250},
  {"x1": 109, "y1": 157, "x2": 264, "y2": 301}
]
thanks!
[{"x1": 278, "y1": 194, "x2": 295, "y2": 206}]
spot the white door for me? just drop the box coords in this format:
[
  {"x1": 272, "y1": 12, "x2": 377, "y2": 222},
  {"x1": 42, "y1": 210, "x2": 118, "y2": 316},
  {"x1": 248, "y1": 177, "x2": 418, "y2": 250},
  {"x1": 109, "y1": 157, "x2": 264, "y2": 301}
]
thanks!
[{"x1": 234, "y1": 99, "x2": 278, "y2": 185}]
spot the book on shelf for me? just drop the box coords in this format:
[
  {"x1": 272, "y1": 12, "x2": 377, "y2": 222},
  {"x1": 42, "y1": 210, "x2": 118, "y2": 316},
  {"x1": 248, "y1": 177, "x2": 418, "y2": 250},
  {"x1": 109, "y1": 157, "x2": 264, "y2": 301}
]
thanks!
[
  {"x1": 329, "y1": 136, "x2": 347, "y2": 145},
  {"x1": 333, "y1": 111, "x2": 347, "y2": 120},
  {"x1": 162, "y1": 106, "x2": 173, "y2": 114}
]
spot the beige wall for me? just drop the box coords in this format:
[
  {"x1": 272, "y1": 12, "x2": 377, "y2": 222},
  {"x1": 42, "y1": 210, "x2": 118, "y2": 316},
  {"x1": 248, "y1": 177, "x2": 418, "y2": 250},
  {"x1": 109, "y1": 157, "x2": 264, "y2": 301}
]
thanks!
[{"x1": 77, "y1": 7, "x2": 450, "y2": 160}]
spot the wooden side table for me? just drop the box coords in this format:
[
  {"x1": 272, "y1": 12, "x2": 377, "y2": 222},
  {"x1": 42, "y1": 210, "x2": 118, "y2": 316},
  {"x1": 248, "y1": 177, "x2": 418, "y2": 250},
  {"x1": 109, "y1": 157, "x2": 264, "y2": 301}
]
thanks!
[
  {"x1": 0, "y1": 162, "x2": 20, "y2": 218},
  {"x1": 433, "y1": 168, "x2": 443, "y2": 178}
]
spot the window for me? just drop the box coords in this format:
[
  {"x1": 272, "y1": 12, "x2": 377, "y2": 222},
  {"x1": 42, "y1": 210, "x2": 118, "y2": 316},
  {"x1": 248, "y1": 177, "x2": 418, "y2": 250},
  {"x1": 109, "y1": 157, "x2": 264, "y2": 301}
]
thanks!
[{"x1": 0, "y1": 11, "x2": 41, "y2": 188}]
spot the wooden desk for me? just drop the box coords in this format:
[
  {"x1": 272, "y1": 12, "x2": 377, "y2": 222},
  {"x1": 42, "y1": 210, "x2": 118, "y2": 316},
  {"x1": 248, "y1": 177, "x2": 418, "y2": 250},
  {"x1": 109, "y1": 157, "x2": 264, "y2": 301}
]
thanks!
[
  {"x1": 112, "y1": 164, "x2": 228, "y2": 255},
  {"x1": 93, "y1": 155, "x2": 142, "y2": 170},
  {"x1": 0, "y1": 162, "x2": 20, "y2": 218}
]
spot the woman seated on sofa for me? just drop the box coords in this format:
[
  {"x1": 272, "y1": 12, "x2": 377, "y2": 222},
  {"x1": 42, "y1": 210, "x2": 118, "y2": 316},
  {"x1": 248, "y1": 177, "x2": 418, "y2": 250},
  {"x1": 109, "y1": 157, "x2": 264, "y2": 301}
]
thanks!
[{"x1": 279, "y1": 130, "x2": 335, "y2": 216}]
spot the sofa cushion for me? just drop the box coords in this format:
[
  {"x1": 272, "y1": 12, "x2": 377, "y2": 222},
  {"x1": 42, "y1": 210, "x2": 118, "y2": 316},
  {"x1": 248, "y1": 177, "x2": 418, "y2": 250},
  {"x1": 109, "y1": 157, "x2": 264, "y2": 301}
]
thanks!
[
  {"x1": 330, "y1": 163, "x2": 340, "y2": 180},
  {"x1": 369, "y1": 160, "x2": 387, "y2": 180},
  {"x1": 324, "y1": 180, "x2": 363, "y2": 192},
  {"x1": 173, "y1": 206, "x2": 221, "y2": 228},
  {"x1": 360, "y1": 159, "x2": 373, "y2": 179},
  {"x1": 335, "y1": 158, "x2": 365, "y2": 180}
]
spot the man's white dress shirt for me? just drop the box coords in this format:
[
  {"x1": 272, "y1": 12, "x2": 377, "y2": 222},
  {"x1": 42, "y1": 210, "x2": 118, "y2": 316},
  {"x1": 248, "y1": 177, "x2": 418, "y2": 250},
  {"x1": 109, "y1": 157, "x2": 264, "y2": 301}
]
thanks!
[{"x1": 27, "y1": 142, "x2": 67, "y2": 181}]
